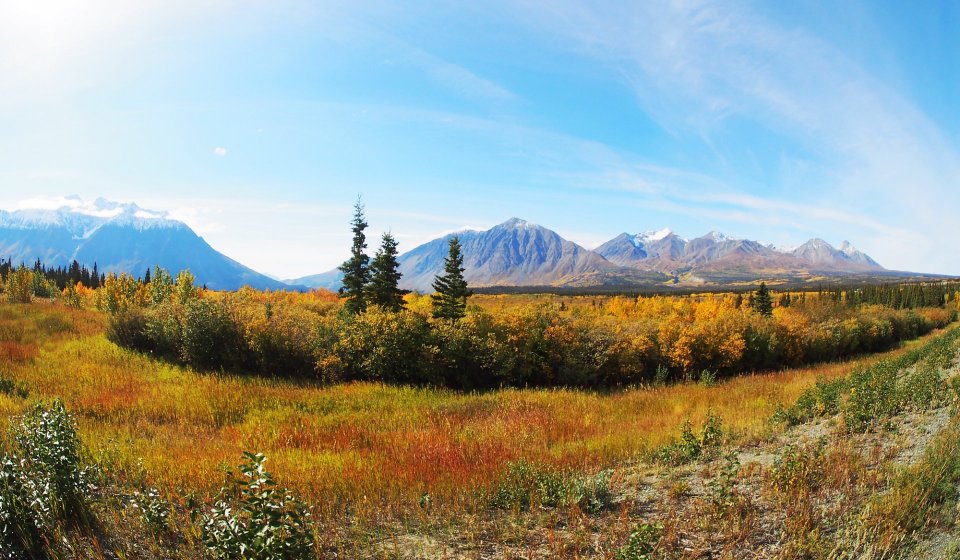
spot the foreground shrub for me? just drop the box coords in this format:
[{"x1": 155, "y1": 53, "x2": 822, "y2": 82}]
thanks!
[
  {"x1": 0, "y1": 400, "x2": 96, "y2": 556},
  {"x1": 201, "y1": 452, "x2": 314, "y2": 560}
]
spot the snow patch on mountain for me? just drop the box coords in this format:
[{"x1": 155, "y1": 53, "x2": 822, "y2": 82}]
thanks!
[
  {"x1": 839, "y1": 240, "x2": 859, "y2": 256},
  {"x1": 2, "y1": 195, "x2": 183, "y2": 234},
  {"x1": 634, "y1": 228, "x2": 673, "y2": 245}
]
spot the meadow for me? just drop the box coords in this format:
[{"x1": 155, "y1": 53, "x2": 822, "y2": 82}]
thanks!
[
  {"x1": 2, "y1": 271, "x2": 960, "y2": 557},
  {"x1": 0, "y1": 299, "x2": 952, "y2": 540}
]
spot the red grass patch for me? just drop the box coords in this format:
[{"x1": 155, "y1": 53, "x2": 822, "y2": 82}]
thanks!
[{"x1": 0, "y1": 341, "x2": 38, "y2": 362}]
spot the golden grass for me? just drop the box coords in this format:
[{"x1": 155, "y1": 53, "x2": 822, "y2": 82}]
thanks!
[{"x1": 0, "y1": 301, "x2": 943, "y2": 524}]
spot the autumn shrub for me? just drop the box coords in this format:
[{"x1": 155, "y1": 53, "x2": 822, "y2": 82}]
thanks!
[
  {"x1": 428, "y1": 313, "x2": 516, "y2": 389},
  {"x1": 5, "y1": 267, "x2": 32, "y2": 304},
  {"x1": 144, "y1": 300, "x2": 185, "y2": 360},
  {"x1": 494, "y1": 306, "x2": 553, "y2": 386},
  {"x1": 106, "y1": 308, "x2": 153, "y2": 353},
  {"x1": 320, "y1": 307, "x2": 435, "y2": 384},
  {"x1": 104, "y1": 282, "x2": 954, "y2": 389},
  {"x1": 241, "y1": 303, "x2": 319, "y2": 377},
  {"x1": 181, "y1": 298, "x2": 248, "y2": 371}
]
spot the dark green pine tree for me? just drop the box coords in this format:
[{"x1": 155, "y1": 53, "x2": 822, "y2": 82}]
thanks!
[
  {"x1": 367, "y1": 232, "x2": 405, "y2": 311},
  {"x1": 431, "y1": 236, "x2": 472, "y2": 321},
  {"x1": 338, "y1": 198, "x2": 371, "y2": 315},
  {"x1": 752, "y1": 281, "x2": 774, "y2": 317}
]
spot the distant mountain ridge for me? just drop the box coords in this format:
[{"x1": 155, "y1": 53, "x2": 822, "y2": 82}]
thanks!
[
  {"x1": 291, "y1": 218, "x2": 891, "y2": 291},
  {"x1": 596, "y1": 230, "x2": 883, "y2": 276},
  {"x1": 0, "y1": 196, "x2": 290, "y2": 291}
]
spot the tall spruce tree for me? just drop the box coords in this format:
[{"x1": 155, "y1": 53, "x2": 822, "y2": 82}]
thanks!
[
  {"x1": 431, "y1": 236, "x2": 471, "y2": 321},
  {"x1": 367, "y1": 232, "x2": 405, "y2": 311},
  {"x1": 338, "y1": 198, "x2": 371, "y2": 315},
  {"x1": 752, "y1": 281, "x2": 773, "y2": 317}
]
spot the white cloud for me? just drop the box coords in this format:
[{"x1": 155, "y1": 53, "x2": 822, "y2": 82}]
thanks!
[{"x1": 213, "y1": 147, "x2": 227, "y2": 157}]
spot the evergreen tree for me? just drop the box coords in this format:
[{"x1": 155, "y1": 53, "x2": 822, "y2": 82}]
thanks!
[
  {"x1": 779, "y1": 292, "x2": 792, "y2": 308},
  {"x1": 338, "y1": 198, "x2": 370, "y2": 315},
  {"x1": 366, "y1": 232, "x2": 405, "y2": 311},
  {"x1": 431, "y1": 236, "x2": 472, "y2": 321},
  {"x1": 752, "y1": 282, "x2": 773, "y2": 317}
]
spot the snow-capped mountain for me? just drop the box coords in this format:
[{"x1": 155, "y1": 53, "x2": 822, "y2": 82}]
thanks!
[
  {"x1": 0, "y1": 196, "x2": 290, "y2": 291},
  {"x1": 597, "y1": 230, "x2": 885, "y2": 275}
]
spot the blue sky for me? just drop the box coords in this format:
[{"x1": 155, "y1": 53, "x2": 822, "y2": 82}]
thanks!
[{"x1": 1, "y1": 0, "x2": 958, "y2": 278}]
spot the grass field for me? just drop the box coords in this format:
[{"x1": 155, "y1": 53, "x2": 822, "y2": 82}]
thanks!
[{"x1": 0, "y1": 299, "x2": 945, "y2": 537}]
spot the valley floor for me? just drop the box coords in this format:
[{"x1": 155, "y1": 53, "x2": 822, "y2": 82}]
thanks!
[{"x1": 1, "y1": 302, "x2": 959, "y2": 558}]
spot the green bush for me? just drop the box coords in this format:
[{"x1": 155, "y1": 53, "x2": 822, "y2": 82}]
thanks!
[
  {"x1": 0, "y1": 400, "x2": 96, "y2": 555},
  {"x1": 324, "y1": 308, "x2": 434, "y2": 384},
  {"x1": 0, "y1": 374, "x2": 28, "y2": 399},
  {"x1": 616, "y1": 522, "x2": 662, "y2": 560},
  {"x1": 657, "y1": 412, "x2": 723, "y2": 465},
  {"x1": 131, "y1": 487, "x2": 171, "y2": 532},
  {"x1": 107, "y1": 309, "x2": 154, "y2": 353},
  {"x1": 489, "y1": 460, "x2": 613, "y2": 512},
  {"x1": 201, "y1": 452, "x2": 313, "y2": 560},
  {"x1": 181, "y1": 299, "x2": 247, "y2": 371},
  {"x1": 428, "y1": 314, "x2": 515, "y2": 389}
]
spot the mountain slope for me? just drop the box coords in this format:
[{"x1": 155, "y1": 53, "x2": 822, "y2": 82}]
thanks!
[
  {"x1": 292, "y1": 218, "x2": 670, "y2": 292},
  {"x1": 398, "y1": 218, "x2": 621, "y2": 291},
  {"x1": 0, "y1": 197, "x2": 291, "y2": 291}
]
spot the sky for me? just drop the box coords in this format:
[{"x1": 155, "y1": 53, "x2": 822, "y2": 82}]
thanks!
[{"x1": 0, "y1": 0, "x2": 958, "y2": 278}]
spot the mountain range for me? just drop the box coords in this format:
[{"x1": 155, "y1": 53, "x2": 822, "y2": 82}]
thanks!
[
  {"x1": 0, "y1": 197, "x2": 916, "y2": 292},
  {"x1": 0, "y1": 197, "x2": 289, "y2": 291},
  {"x1": 291, "y1": 218, "x2": 895, "y2": 292}
]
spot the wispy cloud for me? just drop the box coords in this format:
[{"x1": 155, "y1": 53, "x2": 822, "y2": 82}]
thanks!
[
  {"x1": 501, "y1": 0, "x2": 960, "y2": 272},
  {"x1": 386, "y1": 41, "x2": 519, "y2": 104}
]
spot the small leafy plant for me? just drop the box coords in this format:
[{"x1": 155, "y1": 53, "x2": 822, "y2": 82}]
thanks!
[
  {"x1": 657, "y1": 411, "x2": 724, "y2": 465},
  {"x1": 201, "y1": 451, "x2": 314, "y2": 560},
  {"x1": 616, "y1": 522, "x2": 662, "y2": 560},
  {"x1": 131, "y1": 487, "x2": 171, "y2": 532},
  {"x1": 490, "y1": 460, "x2": 613, "y2": 512}
]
